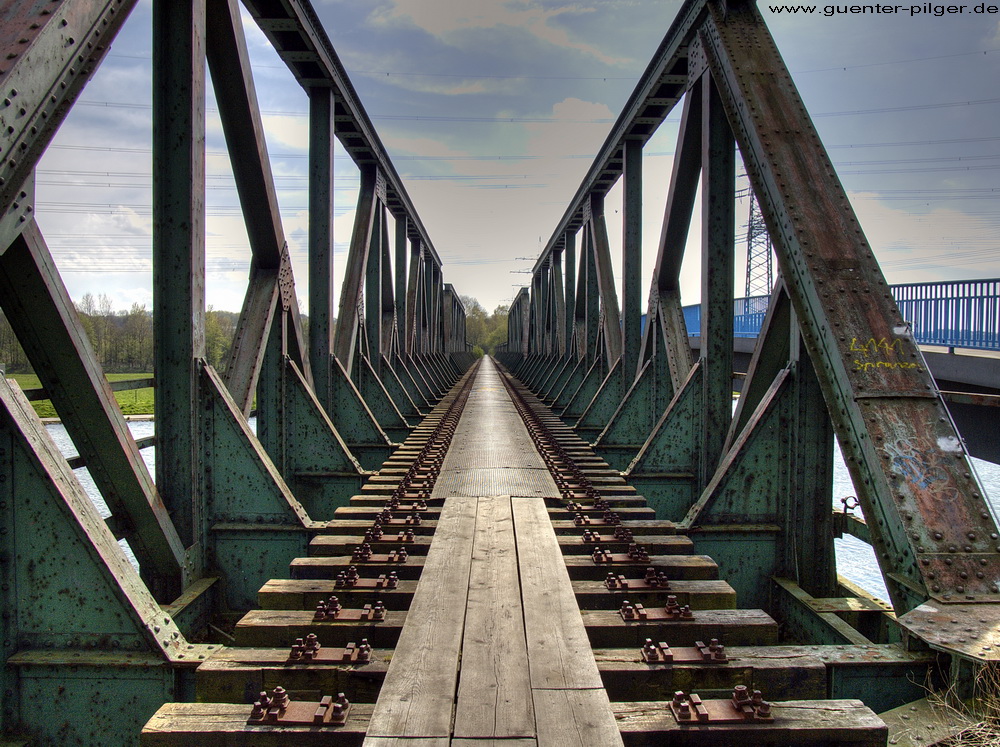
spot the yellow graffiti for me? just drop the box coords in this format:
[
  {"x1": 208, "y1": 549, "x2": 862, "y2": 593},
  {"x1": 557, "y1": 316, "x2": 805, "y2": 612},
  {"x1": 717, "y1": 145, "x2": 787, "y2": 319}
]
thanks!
[
  {"x1": 853, "y1": 359, "x2": 920, "y2": 372},
  {"x1": 849, "y1": 337, "x2": 904, "y2": 358}
]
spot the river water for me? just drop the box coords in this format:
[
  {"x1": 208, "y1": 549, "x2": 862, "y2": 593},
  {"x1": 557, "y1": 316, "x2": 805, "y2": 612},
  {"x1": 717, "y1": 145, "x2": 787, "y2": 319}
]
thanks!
[{"x1": 44, "y1": 420, "x2": 1000, "y2": 602}]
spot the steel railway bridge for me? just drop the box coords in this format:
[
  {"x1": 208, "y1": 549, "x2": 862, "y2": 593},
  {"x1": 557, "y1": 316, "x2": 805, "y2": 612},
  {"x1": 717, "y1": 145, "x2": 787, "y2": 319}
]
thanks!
[{"x1": 0, "y1": 0, "x2": 997, "y2": 744}]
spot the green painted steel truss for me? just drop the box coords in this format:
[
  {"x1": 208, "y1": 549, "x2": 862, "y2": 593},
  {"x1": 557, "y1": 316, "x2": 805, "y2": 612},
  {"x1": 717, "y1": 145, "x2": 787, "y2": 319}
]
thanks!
[
  {"x1": 0, "y1": 0, "x2": 472, "y2": 742},
  {"x1": 498, "y1": 0, "x2": 1000, "y2": 730}
]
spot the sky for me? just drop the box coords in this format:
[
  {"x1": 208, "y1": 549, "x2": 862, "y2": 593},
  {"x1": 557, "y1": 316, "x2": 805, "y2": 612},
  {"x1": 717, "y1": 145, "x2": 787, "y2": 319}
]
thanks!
[{"x1": 33, "y1": 0, "x2": 1000, "y2": 316}]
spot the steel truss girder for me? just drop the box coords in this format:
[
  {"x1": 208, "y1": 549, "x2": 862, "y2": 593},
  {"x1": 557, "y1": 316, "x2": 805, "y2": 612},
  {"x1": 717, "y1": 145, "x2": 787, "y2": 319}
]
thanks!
[
  {"x1": 199, "y1": 362, "x2": 331, "y2": 610},
  {"x1": 0, "y1": 377, "x2": 211, "y2": 744},
  {"x1": 684, "y1": 283, "x2": 837, "y2": 605},
  {"x1": 508, "y1": 0, "x2": 999, "y2": 634},
  {"x1": 207, "y1": 0, "x2": 310, "y2": 414},
  {"x1": 0, "y1": 222, "x2": 185, "y2": 596},
  {"x1": 701, "y1": 0, "x2": 999, "y2": 615},
  {"x1": 0, "y1": 4, "x2": 472, "y2": 741},
  {"x1": 240, "y1": 0, "x2": 444, "y2": 265}
]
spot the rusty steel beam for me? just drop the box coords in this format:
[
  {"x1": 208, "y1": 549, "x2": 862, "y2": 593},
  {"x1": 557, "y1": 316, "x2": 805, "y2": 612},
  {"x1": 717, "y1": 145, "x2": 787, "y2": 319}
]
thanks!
[
  {"x1": 532, "y1": 0, "x2": 707, "y2": 273},
  {"x1": 701, "y1": 0, "x2": 1000, "y2": 614},
  {"x1": 380, "y1": 211, "x2": 396, "y2": 359},
  {"x1": 698, "y1": 72, "x2": 735, "y2": 487},
  {"x1": 0, "y1": 0, "x2": 138, "y2": 219},
  {"x1": 405, "y1": 239, "x2": 422, "y2": 355},
  {"x1": 152, "y1": 0, "x2": 207, "y2": 554},
  {"x1": 395, "y1": 216, "x2": 409, "y2": 357},
  {"x1": 308, "y1": 86, "x2": 336, "y2": 412},
  {"x1": 206, "y1": 0, "x2": 284, "y2": 269},
  {"x1": 652, "y1": 86, "x2": 702, "y2": 295},
  {"x1": 552, "y1": 248, "x2": 566, "y2": 356},
  {"x1": 622, "y1": 139, "x2": 642, "y2": 382}
]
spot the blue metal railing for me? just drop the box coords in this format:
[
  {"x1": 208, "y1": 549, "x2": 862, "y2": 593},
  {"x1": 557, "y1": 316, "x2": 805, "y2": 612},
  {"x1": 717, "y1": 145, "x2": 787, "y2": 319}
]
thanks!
[{"x1": 679, "y1": 278, "x2": 1000, "y2": 351}]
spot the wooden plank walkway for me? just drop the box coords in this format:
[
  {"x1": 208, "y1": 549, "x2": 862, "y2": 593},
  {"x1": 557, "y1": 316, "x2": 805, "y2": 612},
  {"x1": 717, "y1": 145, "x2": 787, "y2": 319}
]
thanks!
[
  {"x1": 362, "y1": 494, "x2": 477, "y2": 740},
  {"x1": 364, "y1": 357, "x2": 622, "y2": 745}
]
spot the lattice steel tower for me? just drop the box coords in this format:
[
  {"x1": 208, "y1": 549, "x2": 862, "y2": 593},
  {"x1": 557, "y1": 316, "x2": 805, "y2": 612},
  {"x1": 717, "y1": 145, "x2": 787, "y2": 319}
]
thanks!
[{"x1": 744, "y1": 190, "x2": 774, "y2": 298}]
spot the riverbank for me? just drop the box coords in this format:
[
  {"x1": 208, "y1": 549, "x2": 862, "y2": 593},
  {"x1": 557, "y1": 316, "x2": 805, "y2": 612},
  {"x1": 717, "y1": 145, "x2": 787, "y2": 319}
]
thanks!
[
  {"x1": 6, "y1": 372, "x2": 155, "y2": 419},
  {"x1": 39, "y1": 414, "x2": 155, "y2": 424}
]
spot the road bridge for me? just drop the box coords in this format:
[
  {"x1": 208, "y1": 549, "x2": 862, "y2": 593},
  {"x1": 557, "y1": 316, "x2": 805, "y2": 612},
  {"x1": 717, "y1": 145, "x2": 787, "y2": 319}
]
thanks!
[{"x1": 0, "y1": 0, "x2": 996, "y2": 744}]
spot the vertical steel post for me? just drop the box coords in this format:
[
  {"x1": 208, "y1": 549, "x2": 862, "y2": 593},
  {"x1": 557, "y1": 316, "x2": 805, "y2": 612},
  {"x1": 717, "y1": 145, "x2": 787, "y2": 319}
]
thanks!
[
  {"x1": 532, "y1": 270, "x2": 544, "y2": 356},
  {"x1": 584, "y1": 220, "x2": 600, "y2": 364},
  {"x1": 152, "y1": 0, "x2": 206, "y2": 554},
  {"x1": 365, "y1": 203, "x2": 383, "y2": 368},
  {"x1": 564, "y1": 232, "x2": 576, "y2": 356},
  {"x1": 334, "y1": 167, "x2": 377, "y2": 372},
  {"x1": 623, "y1": 138, "x2": 643, "y2": 383},
  {"x1": 395, "y1": 217, "x2": 409, "y2": 358},
  {"x1": 553, "y1": 248, "x2": 566, "y2": 356},
  {"x1": 380, "y1": 211, "x2": 395, "y2": 363},
  {"x1": 406, "y1": 239, "x2": 421, "y2": 355},
  {"x1": 308, "y1": 87, "x2": 335, "y2": 412},
  {"x1": 426, "y1": 256, "x2": 438, "y2": 353},
  {"x1": 699, "y1": 73, "x2": 735, "y2": 487},
  {"x1": 590, "y1": 194, "x2": 622, "y2": 366}
]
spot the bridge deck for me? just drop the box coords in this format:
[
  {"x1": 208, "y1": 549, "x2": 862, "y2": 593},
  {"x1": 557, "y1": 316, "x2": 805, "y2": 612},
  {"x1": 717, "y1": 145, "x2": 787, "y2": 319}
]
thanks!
[
  {"x1": 142, "y1": 358, "x2": 893, "y2": 745},
  {"x1": 365, "y1": 357, "x2": 621, "y2": 744}
]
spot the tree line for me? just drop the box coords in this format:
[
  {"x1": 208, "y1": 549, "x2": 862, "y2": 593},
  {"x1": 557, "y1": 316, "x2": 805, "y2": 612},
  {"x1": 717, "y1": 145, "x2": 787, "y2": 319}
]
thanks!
[
  {"x1": 462, "y1": 296, "x2": 509, "y2": 356},
  {"x1": 0, "y1": 292, "x2": 509, "y2": 375},
  {"x1": 0, "y1": 293, "x2": 240, "y2": 374}
]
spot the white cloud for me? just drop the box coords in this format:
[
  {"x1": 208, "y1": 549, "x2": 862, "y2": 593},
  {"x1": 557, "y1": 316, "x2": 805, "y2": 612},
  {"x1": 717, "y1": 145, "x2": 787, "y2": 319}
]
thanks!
[
  {"x1": 850, "y1": 192, "x2": 1000, "y2": 283},
  {"x1": 990, "y1": 19, "x2": 1000, "y2": 46},
  {"x1": 261, "y1": 114, "x2": 309, "y2": 152},
  {"x1": 369, "y1": 0, "x2": 627, "y2": 65}
]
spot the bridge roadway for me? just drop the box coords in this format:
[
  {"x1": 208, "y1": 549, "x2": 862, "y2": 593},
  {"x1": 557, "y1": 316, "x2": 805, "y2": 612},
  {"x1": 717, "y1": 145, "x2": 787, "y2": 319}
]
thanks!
[
  {"x1": 364, "y1": 356, "x2": 623, "y2": 743},
  {"x1": 143, "y1": 357, "x2": 893, "y2": 745}
]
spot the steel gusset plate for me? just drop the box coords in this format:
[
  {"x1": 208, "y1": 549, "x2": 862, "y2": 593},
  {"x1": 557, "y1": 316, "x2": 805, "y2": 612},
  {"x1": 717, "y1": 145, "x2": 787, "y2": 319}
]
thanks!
[{"x1": 898, "y1": 601, "x2": 1000, "y2": 662}]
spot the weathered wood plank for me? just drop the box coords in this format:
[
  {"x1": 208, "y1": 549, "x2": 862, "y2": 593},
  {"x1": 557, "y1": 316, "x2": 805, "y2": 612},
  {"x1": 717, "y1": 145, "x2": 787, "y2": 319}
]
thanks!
[
  {"x1": 613, "y1": 699, "x2": 887, "y2": 745},
  {"x1": 556, "y1": 535, "x2": 692, "y2": 555},
  {"x1": 512, "y1": 497, "x2": 623, "y2": 746},
  {"x1": 333, "y1": 507, "x2": 442, "y2": 520},
  {"x1": 573, "y1": 579, "x2": 737, "y2": 610},
  {"x1": 532, "y1": 689, "x2": 624, "y2": 747},
  {"x1": 454, "y1": 497, "x2": 534, "y2": 740},
  {"x1": 513, "y1": 497, "x2": 603, "y2": 690},
  {"x1": 550, "y1": 520, "x2": 675, "y2": 536},
  {"x1": 317, "y1": 520, "x2": 438, "y2": 536},
  {"x1": 593, "y1": 646, "x2": 827, "y2": 702},
  {"x1": 257, "y1": 578, "x2": 417, "y2": 610},
  {"x1": 140, "y1": 702, "x2": 372, "y2": 745},
  {"x1": 309, "y1": 535, "x2": 432, "y2": 556},
  {"x1": 581, "y1": 608, "x2": 778, "y2": 648},
  {"x1": 194, "y1": 646, "x2": 390, "y2": 704},
  {"x1": 143, "y1": 697, "x2": 888, "y2": 746},
  {"x1": 290, "y1": 556, "x2": 425, "y2": 580},
  {"x1": 233, "y1": 609, "x2": 405, "y2": 648},
  {"x1": 365, "y1": 495, "x2": 478, "y2": 738},
  {"x1": 563, "y1": 555, "x2": 718, "y2": 581}
]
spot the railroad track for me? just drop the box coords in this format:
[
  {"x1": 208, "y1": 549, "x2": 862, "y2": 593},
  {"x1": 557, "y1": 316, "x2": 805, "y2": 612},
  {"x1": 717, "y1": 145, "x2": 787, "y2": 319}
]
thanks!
[{"x1": 143, "y1": 357, "x2": 924, "y2": 745}]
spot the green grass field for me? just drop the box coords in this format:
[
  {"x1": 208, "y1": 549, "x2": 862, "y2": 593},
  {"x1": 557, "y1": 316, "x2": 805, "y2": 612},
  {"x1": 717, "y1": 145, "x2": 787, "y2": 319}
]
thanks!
[{"x1": 7, "y1": 373, "x2": 154, "y2": 418}]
